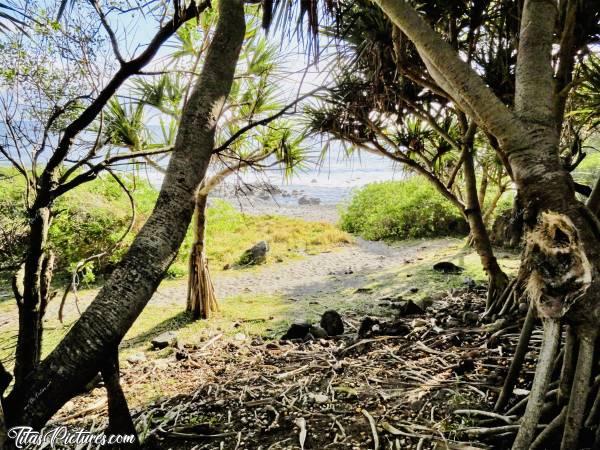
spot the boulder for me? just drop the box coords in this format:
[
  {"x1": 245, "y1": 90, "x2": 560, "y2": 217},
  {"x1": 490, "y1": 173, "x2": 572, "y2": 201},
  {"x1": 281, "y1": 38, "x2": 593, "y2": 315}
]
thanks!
[
  {"x1": 358, "y1": 317, "x2": 410, "y2": 339},
  {"x1": 298, "y1": 196, "x2": 321, "y2": 205},
  {"x1": 281, "y1": 323, "x2": 329, "y2": 341},
  {"x1": 282, "y1": 322, "x2": 311, "y2": 340},
  {"x1": 309, "y1": 325, "x2": 328, "y2": 339},
  {"x1": 151, "y1": 331, "x2": 177, "y2": 350},
  {"x1": 320, "y1": 310, "x2": 344, "y2": 336},
  {"x1": 432, "y1": 261, "x2": 464, "y2": 274},
  {"x1": 239, "y1": 241, "x2": 269, "y2": 265}
]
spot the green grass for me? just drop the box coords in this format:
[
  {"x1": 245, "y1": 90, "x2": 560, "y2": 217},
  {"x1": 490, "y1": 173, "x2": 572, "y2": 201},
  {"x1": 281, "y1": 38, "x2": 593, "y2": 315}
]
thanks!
[
  {"x1": 172, "y1": 200, "x2": 352, "y2": 277},
  {"x1": 340, "y1": 178, "x2": 467, "y2": 241}
]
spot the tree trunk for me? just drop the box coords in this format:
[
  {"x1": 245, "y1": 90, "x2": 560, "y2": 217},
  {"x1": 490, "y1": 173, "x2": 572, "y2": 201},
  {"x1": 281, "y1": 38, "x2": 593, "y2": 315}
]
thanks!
[
  {"x1": 186, "y1": 192, "x2": 218, "y2": 320},
  {"x1": 100, "y1": 349, "x2": 139, "y2": 448},
  {"x1": 13, "y1": 208, "x2": 53, "y2": 391},
  {"x1": 4, "y1": 0, "x2": 245, "y2": 429},
  {"x1": 463, "y1": 145, "x2": 508, "y2": 308}
]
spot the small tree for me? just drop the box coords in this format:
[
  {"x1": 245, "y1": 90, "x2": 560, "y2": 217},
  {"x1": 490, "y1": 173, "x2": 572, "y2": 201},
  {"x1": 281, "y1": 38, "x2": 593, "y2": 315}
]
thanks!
[{"x1": 103, "y1": 20, "x2": 309, "y2": 319}]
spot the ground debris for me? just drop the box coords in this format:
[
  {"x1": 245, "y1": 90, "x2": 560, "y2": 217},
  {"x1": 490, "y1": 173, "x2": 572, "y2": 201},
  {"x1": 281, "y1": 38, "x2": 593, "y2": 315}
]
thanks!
[{"x1": 53, "y1": 288, "x2": 540, "y2": 449}]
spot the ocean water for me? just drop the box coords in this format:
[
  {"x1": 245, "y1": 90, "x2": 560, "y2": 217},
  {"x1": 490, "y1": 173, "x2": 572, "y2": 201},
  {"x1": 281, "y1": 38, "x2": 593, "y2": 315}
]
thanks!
[
  {"x1": 1, "y1": 144, "x2": 406, "y2": 206},
  {"x1": 153, "y1": 147, "x2": 408, "y2": 205}
]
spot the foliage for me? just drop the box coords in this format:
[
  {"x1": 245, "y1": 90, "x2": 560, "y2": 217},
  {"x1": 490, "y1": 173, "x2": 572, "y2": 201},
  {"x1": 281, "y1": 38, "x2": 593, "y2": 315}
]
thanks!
[
  {"x1": 0, "y1": 172, "x2": 351, "y2": 281},
  {"x1": 340, "y1": 178, "x2": 467, "y2": 241}
]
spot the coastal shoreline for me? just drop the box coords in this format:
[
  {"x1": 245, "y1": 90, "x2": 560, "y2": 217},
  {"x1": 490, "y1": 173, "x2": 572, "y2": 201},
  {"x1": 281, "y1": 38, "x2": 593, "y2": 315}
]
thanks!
[{"x1": 211, "y1": 189, "x2": 344, "y2": 224}]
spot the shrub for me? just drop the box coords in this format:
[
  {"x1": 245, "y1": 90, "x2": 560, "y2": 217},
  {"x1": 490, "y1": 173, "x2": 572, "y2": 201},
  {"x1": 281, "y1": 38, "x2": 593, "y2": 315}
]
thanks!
[{"x1": 340, "y1": 178, "x2": 467, "y2": 241}]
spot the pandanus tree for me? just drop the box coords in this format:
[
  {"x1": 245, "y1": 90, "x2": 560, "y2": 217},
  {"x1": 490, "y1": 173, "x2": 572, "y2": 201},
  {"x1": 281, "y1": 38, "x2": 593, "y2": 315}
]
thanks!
[
  {"x1": 104, "y1": 20, "x2": 308, "y2": 320},
  {"x1": 307, "y1": 0, "x2": 513, "y2": 308},
  {"x1": 359, "y1": 0, "x2": 600, "y2": 448}
]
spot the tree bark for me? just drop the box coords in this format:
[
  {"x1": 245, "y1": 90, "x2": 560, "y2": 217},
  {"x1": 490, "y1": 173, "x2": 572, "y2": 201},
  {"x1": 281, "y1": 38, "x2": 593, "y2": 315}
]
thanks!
[
  {"x1": 13, "y1": 208, "x2": 52, "y2": 391},
  {"x1": 100, "y1": 349, "x2": 139, "y2": 448},
  {"x1": 463, "y1": 142, "x2": 508, "y2": 308},
  {"x1": 186, "y1": 192, "x2": 218, "y2": 320},
  {"x1": 4, "y1": 0, "x2": 245, "y2": 429}
]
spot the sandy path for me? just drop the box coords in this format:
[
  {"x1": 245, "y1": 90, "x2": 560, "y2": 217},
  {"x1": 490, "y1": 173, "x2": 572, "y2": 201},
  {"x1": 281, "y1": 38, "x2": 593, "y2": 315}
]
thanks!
[{"x1": 150, "y1": 237, "x2": 456, "y2": 307}]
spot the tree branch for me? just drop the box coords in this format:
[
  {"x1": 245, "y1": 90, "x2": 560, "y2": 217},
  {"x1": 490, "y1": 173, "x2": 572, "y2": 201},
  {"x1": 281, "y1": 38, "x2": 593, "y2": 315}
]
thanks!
[
  {"x1": 35, "y1": 0, "x2": 209, "y2": 207},
  {"x1": 373, "y1": 0, "x2": 527, "y2": 154}
]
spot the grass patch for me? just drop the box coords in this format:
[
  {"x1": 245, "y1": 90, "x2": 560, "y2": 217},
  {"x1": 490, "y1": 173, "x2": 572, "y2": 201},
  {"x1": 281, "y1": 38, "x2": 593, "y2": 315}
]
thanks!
[
  {"x1": 0, "y1": 169, "x2": 351, "y2": 283},
  {"x1": 168, "y1": 200, "x2": 352, "y2": 277}
]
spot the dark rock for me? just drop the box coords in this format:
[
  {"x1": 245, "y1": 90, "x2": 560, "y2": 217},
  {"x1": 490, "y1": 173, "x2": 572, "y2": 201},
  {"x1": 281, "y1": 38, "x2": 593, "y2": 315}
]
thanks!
[
  {"x1": 433, "y1": 261, "x2": 464, "y2": 274},
  {"x1": 463, "y1": 277, "x2": 476, "y2": 289},
  {"x1": 175, "y1": 349, "x2": 189, "y2": 361},
  {"x1": 258, "y1": 194, "x2": 270, "y2": 201},
  {"x1": 399, "y1": 299, "x2": 426, "y2": 316},
  {"x1": 309, "y1": 325, "x2": 329, "y2": 339},
  {"x1": 151, "y1": 331, "x2": 177, "y2": 350},
  {"x1": 298, "y1": 196, "x2": 321, "y2": 205},
  {"x1": 320, "y1": 310, "x2": 344, "y2": 336},
  {"x1": 452, "y1": 358, "x2": 476, "y2": 375},
  {"x1": 239, "y1": 241, "x2": 269, "y2": 265},
  {"x1": 358, "y1": 317, "x2": 410, "y2": 338},
  {"x1": 282, "y1": 322, "x2": 311, "y2": 340},
  {"x1": 358, "y1": 317, "x2": 380, "y2": 339}
]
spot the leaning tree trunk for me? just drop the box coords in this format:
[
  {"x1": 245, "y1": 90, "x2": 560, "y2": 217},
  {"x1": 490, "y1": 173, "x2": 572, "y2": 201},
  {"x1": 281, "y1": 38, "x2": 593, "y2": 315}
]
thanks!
[
  {"x1": 3, "y1": 0, "x2": 245, "y2": 430},
  {"x1": 13, "y1": 207, "x2": 54, "y2": 391},
  {"x1": 461, "y1": 124, "x2": 508, "y2": 310},
  {"x1": 186, "y1": 192, "x2": 218, "y2": 320},
  {"x1": 373, "y1": 0, "x2": 600, "y2": 447}
]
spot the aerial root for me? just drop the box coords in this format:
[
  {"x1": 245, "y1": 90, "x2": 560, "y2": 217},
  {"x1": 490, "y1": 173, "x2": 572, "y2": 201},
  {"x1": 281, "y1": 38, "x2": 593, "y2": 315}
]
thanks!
[
  {"x1": 484, "y1": 278, "x2": 517, "y2": 318},
  {"x1": 558, "y1": 326, "x2": 577, "y2": 407},
  {"x1": 511, "y1": 319, "x2": 561, "y2": 450},
  {"x1": 560, "y1": 330, "x2": 596, "y2": 450},
  {"x1": 530, "y1": 407, "x2": 566, "y2": 450},
  {"x1": 495, "y1": 304, "x2": 536, "y2": 412}
]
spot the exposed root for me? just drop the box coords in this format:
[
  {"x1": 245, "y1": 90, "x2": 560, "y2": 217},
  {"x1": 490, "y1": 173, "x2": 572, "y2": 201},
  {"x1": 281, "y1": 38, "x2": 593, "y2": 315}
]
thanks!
[
  {"x1": 561, "y1": 329, "x2": 597, "y2": 449},
  {"x1": 530, "y1": 407, "x2": 566, "y2": 450},
  {"x1": 495, "y1": 303, "x2": 535, "y2": 412},
  {"x1": 512, "y1": 319, "x2": 561, "y2": 450},
  {"x1": 558, "y1": 325, "x2": 577, "y2": 406},
  {"x1": 186, "y1": 246, "x2": 218, "y2": 320}
]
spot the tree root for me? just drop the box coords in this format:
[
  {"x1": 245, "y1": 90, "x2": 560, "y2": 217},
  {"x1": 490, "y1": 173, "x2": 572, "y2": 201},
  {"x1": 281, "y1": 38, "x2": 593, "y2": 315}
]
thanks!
[
  {"x1": 530, "y1": 407, "x2": 566, "y2": 450},
  {"x1": 495, "y1": 303, "x2": 536, "y2": 412},
  {"x1": 512, "y1": 319, "x2": 561, "y2": 450},
  {"x1": 487, "y1": 319, "x2": 599, "y2": 450},
  {"x1": 186, "y1": 246, "x2": 218, "y2": 320},
  {"x1": 561, "y1": 329, "x2": 597, "y2": 449},
  {"x1": 558, "y1": 326, "x2": 577, "y2": 406}
]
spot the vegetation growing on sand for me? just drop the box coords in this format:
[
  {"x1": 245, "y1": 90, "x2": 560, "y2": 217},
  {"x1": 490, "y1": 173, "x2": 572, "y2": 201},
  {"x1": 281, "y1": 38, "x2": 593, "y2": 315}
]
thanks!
[{"x1": 340, "y1": 178, "x2": 467, "y2": 240}]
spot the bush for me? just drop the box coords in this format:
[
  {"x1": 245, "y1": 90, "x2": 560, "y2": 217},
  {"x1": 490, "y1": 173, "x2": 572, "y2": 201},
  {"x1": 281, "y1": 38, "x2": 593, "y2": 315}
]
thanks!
[
  {"x1": 0, "y1": 169, "x2": 158, "y2": 282},
  {"x1": 340, "y1": 178, "x2": 467, "y2": 241}
]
